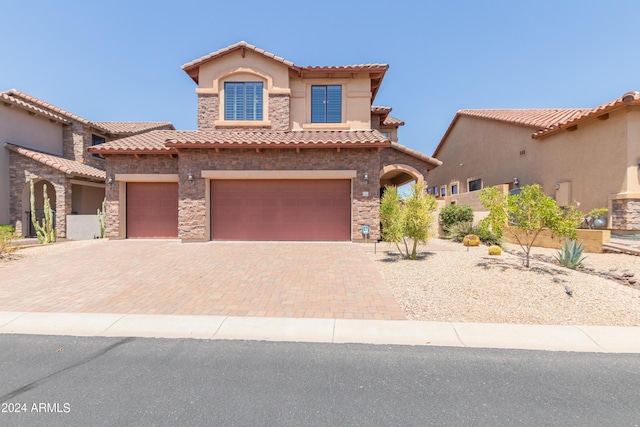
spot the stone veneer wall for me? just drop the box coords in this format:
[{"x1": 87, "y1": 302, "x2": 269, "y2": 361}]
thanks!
[
  {"x1": 104, "y1": 155, "x2": 179, "y2": 238},
  {"x1": 8, "y1": 151, "x2": 71, "y2": 237},
  {"x1": 197, "y1": 94, "x2": 218, "y2": 130},
  {"x1": 197, "y1": 93, "x2": 290, "y2": 131},
  {"x1": 62, "y1": 122, "x2": 85, "y2": 164},
  {"x1": 177, "y1": 148, "x2": 380, "y2": 241},
  {"x1": 379, "y1": 148, "x2": 432, "y2": 182},
  {"x1": 612, "y1": 199, "x2": 640, "y2": 230}
]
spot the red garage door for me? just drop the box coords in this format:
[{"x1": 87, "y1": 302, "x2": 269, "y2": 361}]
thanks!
[
  {"x1": 211, "y1": 179, "x2": 351, "y2": 241},
  {"x1": 127, "y1": 182, "x2": 178, "y2": 238}
]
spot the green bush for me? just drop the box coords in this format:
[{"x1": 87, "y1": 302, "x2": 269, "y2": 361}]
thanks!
[
  {"x1": 445, "y1": 221, "x2": 503, "y2": 247},
  {"x1": 439, "y1": 204, "x2": 474, "y2": 232}
]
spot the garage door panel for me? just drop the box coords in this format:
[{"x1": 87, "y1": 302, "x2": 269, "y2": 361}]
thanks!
[
  {"x1": 211, "y1": 179, "x2": 350, "y2": 241},
  {"x1": 127, "y1": 182, "x2": 178, "y2": 238}
]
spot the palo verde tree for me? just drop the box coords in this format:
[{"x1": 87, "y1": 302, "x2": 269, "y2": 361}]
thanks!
[
  {"x1": 380, "y1": 183, "x2": 437, "y2": 260},
  {"x1": 479, "y1": 184, "x2": 582, "y2": 267}
]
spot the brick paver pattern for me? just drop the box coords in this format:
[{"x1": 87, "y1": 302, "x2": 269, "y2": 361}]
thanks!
[{"x1": 0, "y1": 241, "x2": 405, "y2": 320}]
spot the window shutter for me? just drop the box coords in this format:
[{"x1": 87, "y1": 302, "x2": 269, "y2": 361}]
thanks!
[
  {"x1": 326, "y1": 85, "x2": 341, "y2": 123},
  {"x1": 311, "y1": 86, "x2": 327, "y2": 123}
]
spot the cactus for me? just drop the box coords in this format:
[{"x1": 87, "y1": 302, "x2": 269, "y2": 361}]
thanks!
[
  {"x1": 97, "y1": 197, "x2": 106, "y2": 238},
  {"x1": 29, "y1": 179, "x2": 56, "y2": 244},
  {"x1": 488, "y1": 245, "x2": 502, "y2": 255},
  {"x1": 463, "y1": 234, "x2": 480, "y2": 247},
  {"x1": 554, "y1": 239, "x2": 586, "y2": 269}
]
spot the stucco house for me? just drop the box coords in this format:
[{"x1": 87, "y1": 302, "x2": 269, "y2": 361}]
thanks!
[
  {"x1": 89, "y1": 41, "x2": 441, "y2": 241},
  {"x1": 1, "y1": 89, "x2": 173, "y2": 238},
  {"x1": 427, "y1": 91, "x2": 640, "y2": 231}
]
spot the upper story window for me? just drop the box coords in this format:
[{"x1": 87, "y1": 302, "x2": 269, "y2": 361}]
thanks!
[
  {"x1": 469, "y1": 178, "x2": 482, "y2": 192},
  {"x1": 311, "y1": 85, "x2": 342, "y2": 123},
  {"x1": 91, "y1": 134, "x2": 106, "y2": 159},
  {"x1": 224, "y1": 82, "x2": 263, "y2": 121}
]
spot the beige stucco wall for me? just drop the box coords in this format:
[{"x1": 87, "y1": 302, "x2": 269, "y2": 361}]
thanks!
[
  {"x1": 290, "y1": 73, "x2": 372, "y2": 130},
  {"x1": 626, "y1": 109, "x2": 640, "y2": 193},
  {"x1": 0, "y1": 106, "x2": 63, "y2": 224},
  {"x1": 194, "y1": 49, "x2": 373, "y2": 131},
  {"x1": 429, "y1": 110, "x2": 631, "y2": 215}
]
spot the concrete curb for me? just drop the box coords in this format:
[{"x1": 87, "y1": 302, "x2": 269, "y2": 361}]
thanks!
[{"x1": 0, "y1": 311, "x2": 638, "y2": 353}]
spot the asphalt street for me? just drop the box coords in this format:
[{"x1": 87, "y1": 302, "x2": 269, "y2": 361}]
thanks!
[{"x1": 1, "y1": 335, "x2": 639, "y2": 426}]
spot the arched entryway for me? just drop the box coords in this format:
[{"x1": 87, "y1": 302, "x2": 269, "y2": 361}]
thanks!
[
  {"x1": 380, "y1": 164, "x2": 424, "y2": 191},
  {"x1": 20, "y1": 179, "x2": 57, "y2": 237}
]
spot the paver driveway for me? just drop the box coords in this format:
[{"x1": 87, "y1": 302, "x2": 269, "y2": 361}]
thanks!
[{"x1": 0, "y1": 240, "x2": 405, "y2": 320}]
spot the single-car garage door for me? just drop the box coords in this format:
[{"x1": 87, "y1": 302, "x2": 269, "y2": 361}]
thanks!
[
  {"x1": 211, "y1": 179, "x2": 351, "y2": 241},
  {"x1": 127, "y1": 182, "x2": 178, "y2": 238}
]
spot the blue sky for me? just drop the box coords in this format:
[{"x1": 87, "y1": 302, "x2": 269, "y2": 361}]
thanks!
[{"x1": 2, "y1": 0, "x2": 639, "y2": 156}]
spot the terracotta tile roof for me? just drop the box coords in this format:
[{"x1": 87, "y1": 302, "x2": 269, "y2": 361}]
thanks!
[
  {"x1": 371, "y1": 106, "x2": 392, "y2": 115},
  {"x1": 301, "y1": 64, "x2": 389, "y2": 72},
  {"x1": 533, "y1": 91, "x2": 640, "y2": 139},
  {"x1": 458, "y1": 108, "x2": 588, "y2": 129},
  {"x1": 4, "y1": 89, "x2": 92, "y2": 125},
  {"x1": 182, "y1": 41, "x2": 297, "y2": 72},
  {"x1": 1, "y1": 92, "x2": 71, "y2": 124},
  {"x1": 5, "y1": 143, "x2": 106, "y2": 180},
  {"x1": 92, "y1": 121, "x2": 175, "y2": 135},
  {"x1": 89, "y1": 130, "x2": 391, "y2": 154},
  {"x1": 89, "y1": 130, "x2": 179, "y2": 153},
  {"x1": 390, "y1": 142, "x2": 441, "y2": 168},
  {"x1": 383, "y1": 116, "x2": 404, "y2": 127},
  {"x1": 165, "y1": 130, "x2": 390, "y2": 147},
  {"x1": 433, "y1": 108, "x2": 588, "y2": 157}
]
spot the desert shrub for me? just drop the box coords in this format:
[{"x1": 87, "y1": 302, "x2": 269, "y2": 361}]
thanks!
[
  {"x1": 488, "y1": 245, "x2": 502, "y2": 255},
  {"x1": 463, "y1": 234, "x2": 480, "y2": 246},
  {"x1": 555, "y1": 239, "x2": 586, "y2": 269},
  {"x1": 0, "y1": 225, "x2": 16, "y2": 258},
  {"x1": 439, "y1": 204, "x2": 474, "y2": 232},
  {"x1": 445, "y1": 221, "x2": 503, "y2": 246}
]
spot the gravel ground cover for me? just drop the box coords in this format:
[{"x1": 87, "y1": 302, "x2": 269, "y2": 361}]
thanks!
[{"x1": 368, "y1": 239, "x2": 640, "y2": 326}]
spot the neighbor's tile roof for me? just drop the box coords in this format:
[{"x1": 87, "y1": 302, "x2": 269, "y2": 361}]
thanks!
[
  {"x1": 533, "y1": 91, "x2": 640, "y2": 139},
  {"x1": 457, "y1": 109, "x2": 588, "y2": 129},
  {"x1": 92, "y1": 121, "x2": 175, "y2": 135},
  {"x1": 1, "y1": 92, "x2": 71, "y2": 124},
  {"x1": 2, "y1": 89, "x2": 174, "y2": 136},
  {"x1": 4, "y1": 89, "x2": 92, "y2": 125},
  {"x1": 383, "y1": 116, "x2": 404, "y2": 127},
  {"x1": 5, "y1": 143, "x2": 106, "y2": 180}
]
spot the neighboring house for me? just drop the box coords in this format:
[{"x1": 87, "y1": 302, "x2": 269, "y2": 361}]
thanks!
[
  {"x1": 428, "y1": 92, "x2": 640, "y2": 231},
  {"x1": 1, "y1": 89, "x2": 174, "y2": 237},
  {"x1": 89, "y1": 41, "x2": 441, "y2": 241}
]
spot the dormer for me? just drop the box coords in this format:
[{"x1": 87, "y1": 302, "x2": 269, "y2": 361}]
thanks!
[{"x1": 182, "y1": 41, "x2": 388, "y2": 132}]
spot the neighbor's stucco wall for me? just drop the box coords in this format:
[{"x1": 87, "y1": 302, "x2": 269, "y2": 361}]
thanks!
[
  {"x1": 0, "y1": 106, "x2": 63, "y2": 224},
  {"x1": 428, "y1": 111, "x2": 630, "y2": 213}
]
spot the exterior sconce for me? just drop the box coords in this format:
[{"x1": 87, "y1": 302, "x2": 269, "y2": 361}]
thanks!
[
  {"x1": 513, "y1": 177, "x2": 519, "y2": 188},
  {"x1": 187, "y1": 170, "x2": 194, "y2": 185},
  {"x1": 363, "y1": 172, "x2": 369, "y2": 185},
  {"x1": 106, "y1": 176, "x2": 114, "y2": 188}
]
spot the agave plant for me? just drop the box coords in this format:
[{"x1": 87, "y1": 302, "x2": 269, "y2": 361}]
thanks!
[{"x1": 555, "y1": 239, "x2": 587, "y2": 269}]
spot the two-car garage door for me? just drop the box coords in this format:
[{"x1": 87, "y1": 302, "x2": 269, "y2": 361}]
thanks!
[
  {"x1": 210, "y1": 179, "x2": 351, "y2": 241},
  {"x1": 125, "y1": 179, "x2": 352, "y2": 241}
]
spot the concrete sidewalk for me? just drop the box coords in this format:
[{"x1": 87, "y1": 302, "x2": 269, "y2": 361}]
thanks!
[{"x1": 0, "y1": 311, "x2": 638, "y2": 353}]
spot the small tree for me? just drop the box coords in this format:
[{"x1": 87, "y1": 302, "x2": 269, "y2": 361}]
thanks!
[
  {"x1": 380, "y1": 183, "x2": 437, "y2": 260},
  {"x1": 480, "y1": 184, "x2": 582, "y2": 267}
]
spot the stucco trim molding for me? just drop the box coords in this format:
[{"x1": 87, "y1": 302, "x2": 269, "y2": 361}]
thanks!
[
  {"x1": 201, "y1": 170, "x2": 357, "y2": 180},
  {"x1": 114, "y1": 174, "x2": 179, "y2": 182},
  {"x1": 609, "y1": 192, "x2": 640, "y2": 200}
]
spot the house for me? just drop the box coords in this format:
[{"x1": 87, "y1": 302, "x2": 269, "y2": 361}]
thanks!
[
  {"x1": 1, "y1": 89, "x2": 174, "y2": 238},
  {"x1": 427, "y1": 92, "x2": 640, "y2": 231},
  {"x1": 89, "y1": 41, "x2": 441, "y2": 241}
]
